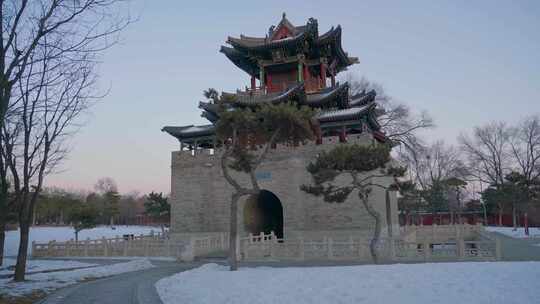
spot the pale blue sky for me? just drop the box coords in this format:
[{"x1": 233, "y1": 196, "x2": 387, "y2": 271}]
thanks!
[{"x1": 45, "y1": 0, "x2": 540, "y2": 194}]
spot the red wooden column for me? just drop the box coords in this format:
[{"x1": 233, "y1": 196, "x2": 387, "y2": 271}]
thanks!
[
  {"x1": 266, "y1": 73, "x2": 272, "y2": 92},
  {"x1": 320, "y1": 62, "x2": 327, "y2": 88},
  {"x1": 338, "y1": 126, "x2": 347, "y2": 143},
  {"x1": 251, "y1": 75, "x2": 256, "y2": 90}
]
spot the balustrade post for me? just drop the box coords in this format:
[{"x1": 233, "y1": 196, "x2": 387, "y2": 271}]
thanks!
[
  {"x1": 123, "y1": 237, "x2": 129, "y2": 256},
  {"x1": 458, "y1": 238, "x2": 465, "y2": 260},
  {"x1": 495, "y1": 237, "x2": 502, "y2": 260},
  {"x1": 84, "y1": 238, "x2": 90, "y2": 256},
  {"x1": 102, "y1": 237, "x2": 108, "y2": 256},
  {"x1": 144, "y1": 238, "x2": 150, "y2": 256},
  {"x1": 423, "y1": 241, "x2": 431, "y2": 261},
  {"x1": 66, "y1": 240, "x2": 72, "y2": 256},
  {"x1": 47, "y1": 240, "x2": 54, "y2": 256},
  {"x1": 31, "y1": 241, "x2": 36, "y2": 257},
  {"x1": 270, "y1": 236, "x2": 275, "y2": 259},
  {"x1": 165, "y1": 239, "x2": 171, "y2": 257},
  {"x1": 236, "y1": 235, "x2": 241, "y2": 261},
  {"x1": 299, "y1": 237, "x2": 305, "y2": 261}
]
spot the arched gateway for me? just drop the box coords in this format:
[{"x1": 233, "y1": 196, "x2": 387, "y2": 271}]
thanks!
[{"x1": 243, "y1": 190, "x2": 284, "y2": 239}]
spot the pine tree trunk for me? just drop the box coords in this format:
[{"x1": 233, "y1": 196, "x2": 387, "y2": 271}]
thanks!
[
  {"x1": 360, "y1": 193, "x2": 382, "y2": 264},
  {"x1": 14, "y1": 221, "x2": 30, "y2": 281},
  {"x1": 0, "y1": 223, "x2": 5, "y2": 267},
  {"x1": 512, "y1": 204, "x2": 517, "y2": 230},
  {"x1": 0, "y1": 187, "x2": 7, "y2": 267},
  {"x1": 229, "y1": 193, "x2": 240, "y2": 271}
]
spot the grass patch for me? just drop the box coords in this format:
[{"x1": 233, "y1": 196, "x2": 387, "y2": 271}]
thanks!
[{"x1": 0, "y1": 291, "x2": 46, "y2": 304}]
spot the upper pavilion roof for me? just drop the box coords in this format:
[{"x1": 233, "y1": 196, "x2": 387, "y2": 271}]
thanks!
[{"x1": 220, "y1": 14, "x2": 359, "y2": 77}]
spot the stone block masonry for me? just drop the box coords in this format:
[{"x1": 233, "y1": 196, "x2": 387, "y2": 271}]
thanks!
[{"x1": 169, "y1": 135, "x2": 400, "y2": 244}]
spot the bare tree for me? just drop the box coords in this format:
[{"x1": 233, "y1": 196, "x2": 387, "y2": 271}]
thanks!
[
  {"x1": 400, "y1": 141, "x2": 468, "y2": 191},
  {"x1": 399, "y1": 140, "x2": 468, "y2": 222},
  {"x1": 94, "y1": 177, "x2": 118, "y2": 194},
  {"x1": 510, "y1": 115, "x2": 540, "y2": 184},
  {"x1": 0, "y1": 1, "x2": 132, "y2": 281},
  {"x1": 94, "y1": 177, "x2": 120, "y2": 225},
  {"x1": 508, "y1": 115, "x2": 540, "y2": 227},
  {"x1": 459, "y1": 122, "x2": 513, "y2": 226},
  {"x1": 459, "y1": 122, "x2": 511, "y2": 186},
  {"x1": 346, "y1": 75, "x2": 434, "y2": 151}
]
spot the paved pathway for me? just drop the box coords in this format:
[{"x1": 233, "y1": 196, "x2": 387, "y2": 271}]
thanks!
[{"x1": 39, "y1": 261, "x2": 200, "y2": 304}]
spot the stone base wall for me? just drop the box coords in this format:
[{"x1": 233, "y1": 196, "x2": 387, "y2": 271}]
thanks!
[{"x1": 169, "y1": 135, "x2": 400, "y2": 240}]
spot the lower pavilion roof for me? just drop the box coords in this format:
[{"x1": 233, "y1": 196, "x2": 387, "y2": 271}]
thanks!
[
  {"x1": 163, "y1": 102, "x2": 382, "y2": 143},
  {"x1": 163, "y1": 84, "x2": 385, "y2": 144},
  {"x1": 222, "y1": 83, "x2": 306, "y2": 106},
  {"x1": 316, "y1": 103, "x2": 375, "y2": 123},
  {"x1": 161, "y1": 124, "x2": 215, "y2": 140}
]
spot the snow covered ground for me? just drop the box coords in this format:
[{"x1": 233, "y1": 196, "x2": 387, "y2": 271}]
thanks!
[
  {"x1": 156, "y1": 262, "x2": 540, "y2": 304},
  {"x1": 0, "y1": 258, "x2": 96, "y2": 276},
  {"x1": 0, "y1": 259, "x2": 154, "y2": 297},
  {"x1": 4, "y1": 225, "x2": 161, "y2": 256},
  {"x1": 485, "y1": 226, "x2": 540, "y2": 238}
]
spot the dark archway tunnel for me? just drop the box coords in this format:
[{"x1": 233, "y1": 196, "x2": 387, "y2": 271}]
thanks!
[{"x1": 243, "y1": 190, "x2": 284, "y2": 239}]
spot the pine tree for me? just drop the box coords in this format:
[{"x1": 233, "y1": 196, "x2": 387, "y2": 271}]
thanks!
[{"x1": 301, "y1": 144, "x2": 406, "y2": 263}]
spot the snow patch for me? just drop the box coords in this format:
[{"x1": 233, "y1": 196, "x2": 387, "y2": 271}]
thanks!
[
  {"x1": 0, "y1": 258, "x2": 97, "y2": 276},
  {"x1": 156, "y1": 262, "x2": 540, "y2": 304},
  {"x1": 485, "y1": 226, "x2": 540, "y2": 238}
]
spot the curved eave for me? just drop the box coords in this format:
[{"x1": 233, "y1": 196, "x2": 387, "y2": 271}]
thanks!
[
  {"x1": 201, "y1": 111, "x2": 219, "y2": 123},
  {"x1": 231, "y1": 83, "x2": 306, "y2": 106},
  {"x1": 317, "y1": 26, "x2": 358, "y2": 72},
  {"x1": 306, "y1": 82, "x2": 349, "y2": 108},
  {"x1": 161, "y1": 125, "x2": 216, "y2": 141},
  {"x1": 317, "y1": 102, "x2": 376, "y2": 123},
  {"x1": 227, "y1": 32, "x2": 305, "y2": 51},
  {"x1": 220, "y1": 46, "x2": 258, "y2": 76},
  {"x1": 366, "y1": 110, "x2": 381, "y2": 131},
  {"x1": 350, "y1": 89, "x2": 377, "y2": 107}
]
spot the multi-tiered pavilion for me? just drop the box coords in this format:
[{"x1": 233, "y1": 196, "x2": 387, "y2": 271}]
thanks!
[
  {"x1": 163, "y1": 13, "x2": 386, "y2": 148},
  {"x1": 162, "y1": 15, "x2": 398, "y2": 250}
]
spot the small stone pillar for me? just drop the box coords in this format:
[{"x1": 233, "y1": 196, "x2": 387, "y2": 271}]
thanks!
[{"x1": 495, "y1": 237, "x2": 502, "y2": 260}]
